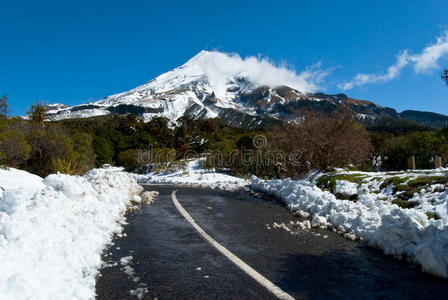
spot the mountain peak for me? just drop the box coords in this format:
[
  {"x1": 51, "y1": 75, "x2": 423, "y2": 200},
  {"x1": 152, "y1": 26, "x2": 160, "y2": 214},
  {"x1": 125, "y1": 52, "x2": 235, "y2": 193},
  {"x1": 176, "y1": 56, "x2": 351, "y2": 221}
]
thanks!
[
  {"x1": 46, "y1": 51, "x2": 448, "y2": 129},
  {"x1": 184, "y1": 50, "x2": 213, "y2": 63}
]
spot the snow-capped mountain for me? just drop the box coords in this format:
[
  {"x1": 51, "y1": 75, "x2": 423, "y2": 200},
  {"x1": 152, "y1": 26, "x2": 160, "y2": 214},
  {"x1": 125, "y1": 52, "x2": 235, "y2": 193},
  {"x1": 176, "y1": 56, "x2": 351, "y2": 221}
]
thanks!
[{"x1": 47, "y1": 50, "x2": 448, "y2": 128}]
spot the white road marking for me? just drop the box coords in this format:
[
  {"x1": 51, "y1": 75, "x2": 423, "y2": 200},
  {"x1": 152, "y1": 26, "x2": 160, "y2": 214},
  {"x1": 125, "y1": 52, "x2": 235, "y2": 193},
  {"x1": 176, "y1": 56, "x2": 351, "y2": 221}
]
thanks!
[{"x1": 171, "y1": 190, "x2": 295, "y2": 300}]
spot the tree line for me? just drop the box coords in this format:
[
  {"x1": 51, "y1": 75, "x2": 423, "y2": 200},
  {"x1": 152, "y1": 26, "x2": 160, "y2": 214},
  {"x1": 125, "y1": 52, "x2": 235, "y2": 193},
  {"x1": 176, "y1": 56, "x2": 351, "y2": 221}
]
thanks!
[{"x1": 0, "y1": 95, "x2": 447, "y2": 178}]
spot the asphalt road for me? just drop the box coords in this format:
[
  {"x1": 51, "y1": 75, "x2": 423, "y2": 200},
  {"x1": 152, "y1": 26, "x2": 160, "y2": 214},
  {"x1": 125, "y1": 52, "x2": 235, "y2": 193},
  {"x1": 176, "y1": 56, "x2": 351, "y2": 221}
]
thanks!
[{"x1": 96, "y1": 186, "x2": 448, "y2": 299}]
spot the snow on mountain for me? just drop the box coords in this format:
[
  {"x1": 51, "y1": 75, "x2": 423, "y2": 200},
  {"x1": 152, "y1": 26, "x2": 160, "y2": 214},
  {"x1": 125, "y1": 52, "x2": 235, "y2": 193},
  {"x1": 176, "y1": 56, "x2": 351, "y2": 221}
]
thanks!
[
  {"x1": 46, "y1": 50, "x2": 448, "y2": 128},
  {"x1": 46, "y1": 51, "x2": 326, "y2": 125},
  {"x1": 95, "y1": 50, "x2": 319, "y2": 105}
]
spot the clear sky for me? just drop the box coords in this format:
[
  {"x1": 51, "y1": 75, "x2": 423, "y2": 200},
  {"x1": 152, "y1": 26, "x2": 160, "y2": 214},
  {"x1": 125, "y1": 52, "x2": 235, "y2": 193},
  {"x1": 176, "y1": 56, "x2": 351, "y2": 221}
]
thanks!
[{"x1": 1, "y1": 0, "x2": 448, "y2": 115}]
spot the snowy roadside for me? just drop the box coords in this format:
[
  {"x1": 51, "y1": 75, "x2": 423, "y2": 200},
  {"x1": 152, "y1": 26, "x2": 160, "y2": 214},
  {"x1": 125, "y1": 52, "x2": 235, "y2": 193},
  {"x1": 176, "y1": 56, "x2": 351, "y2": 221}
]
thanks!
[
  {"x1": 0, "y1": 167, "x2": 145, "y2": 299},
  {"x1": 251, "y1": 169, "x2": 448, "y2": 278},
  {"x1": 128, "y1": 158, "x2": 448, "y2": 278},
  {"x1": 134, "y1": 158, "x2": 248, "y2": 191}
]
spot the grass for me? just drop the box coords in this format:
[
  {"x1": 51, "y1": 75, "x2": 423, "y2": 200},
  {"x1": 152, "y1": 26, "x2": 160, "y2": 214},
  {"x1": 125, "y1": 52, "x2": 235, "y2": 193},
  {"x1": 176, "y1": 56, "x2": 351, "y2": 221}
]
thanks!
[
  {"x1": 318, "y1": 170, "x2": 447, "y2": 207},
  {"x1": 316, "y1": 173, "x2": 367, "y2": 193},
  {"x1": 379, "y1": 176, "x2": 411, "y2": 190},
  {"x1": 379, "y1": 175, "x2": 447, "y2": 200},
  {"x1": 392, "y1": 199, "x2": 419, "y2": 209},
  {"x1": 425, "y1": 212, "x2": 440, "y2": 220},
  {"x1": 407, "y1": 176, "x2": 447, "y2": 187}
]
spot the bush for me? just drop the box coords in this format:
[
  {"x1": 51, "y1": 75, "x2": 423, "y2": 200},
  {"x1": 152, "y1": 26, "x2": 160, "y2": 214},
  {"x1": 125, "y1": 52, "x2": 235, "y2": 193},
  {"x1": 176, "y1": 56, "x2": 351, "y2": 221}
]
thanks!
[
  {"x1": 69, "y1": 131, "x2": 95, "y2": 173},
  {"x1": 0, "y1": 130, "x2": 31, "y2": 168},
  {"x1": 27, "y1": 100, "x2": 48, "y2": 126},
  {"x1": 380, "y1": 136, "x2": 412, "y2": 171},
  {"x1": 92, "y1": 136, "x2": 115, "y2": 166},
  {"x1": 117, "y1": 149, "x2": 141, "y2": 172},
  {"x1": 373, "y1": 129, "x2": 448, "y2": 171},
  {"x1": 51, "y1": 158, "x2": 78, "y2": 175},
  {"x1": 25, "y1": 127, "x2": 74, "y2": 176}
]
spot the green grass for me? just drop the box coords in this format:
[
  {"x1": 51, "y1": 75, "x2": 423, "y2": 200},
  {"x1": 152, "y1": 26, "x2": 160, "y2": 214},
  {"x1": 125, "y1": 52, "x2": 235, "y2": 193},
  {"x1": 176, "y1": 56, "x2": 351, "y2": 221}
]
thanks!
[
  {"x1": 380, "y1": 175, "x2": 447, "y2": 200},
  {"x1": 379, "y1": 176, "x2": 411, "y2": 190},
  {"x1": 316, "y1": 173, "x2": 367, "y2": 193},
  {"x1": 318, "y1": 172, "x2": 447, "y2": 206},
  {"x1": 392, "y1": 199, "x2": 419, "y2": 209},
  {"x1": 425, "y1": 212, "x2": 440, "y2": 220},
  {"x1": 407, "y1": 176, "x2": 447, "y2": 188}
]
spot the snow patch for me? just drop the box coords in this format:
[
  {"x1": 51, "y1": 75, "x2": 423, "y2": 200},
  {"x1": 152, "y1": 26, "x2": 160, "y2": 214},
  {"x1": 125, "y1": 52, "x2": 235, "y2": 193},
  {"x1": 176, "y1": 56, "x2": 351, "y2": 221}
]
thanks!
[
  {"x1": 135, "y1": 158, "x2": 248, "y2": 191},
  {"x1": 0, "y1": 167, "x2": 143, "y2": 299},
  {"x1": 251, "y1": 176, "x2": 448, "y2": 278}
]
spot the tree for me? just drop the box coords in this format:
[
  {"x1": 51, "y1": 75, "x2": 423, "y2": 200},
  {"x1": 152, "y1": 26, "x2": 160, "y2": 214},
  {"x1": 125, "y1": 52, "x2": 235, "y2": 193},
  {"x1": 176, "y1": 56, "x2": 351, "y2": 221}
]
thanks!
[
  {"x1": 442, "y1": 68, "x2": 448, "y2": 86},
  {"x1": 0, "y1": 94, "x2": 7, "y2": 119},
  {"x1": 92, "y1": 136, "x2": 115, "y2": 166},
  {"x1": 117, "y1": 149, "x2": 141, "y2": 172},
  {"x1": 0, "y1": 130, "x2": 31, "y2": 168},
  {"x1": 269, "y1": 109, "x2": 372, "y2": 175},
  {"x1": 25, "y1": 127, "x2": 73, "y2": 176},
  {"x1": 28, "y1": 100, "x2": 48, "y2": 126}
]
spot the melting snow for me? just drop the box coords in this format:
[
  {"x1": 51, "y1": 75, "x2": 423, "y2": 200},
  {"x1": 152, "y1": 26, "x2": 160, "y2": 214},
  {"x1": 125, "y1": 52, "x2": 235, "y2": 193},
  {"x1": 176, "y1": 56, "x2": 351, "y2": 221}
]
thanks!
[
  {"x1": 134, "y1": 158, "x2": 248, "y2": 191},
  {"x1": 251, "y1": 171, "x2": 448, "y2": 278},
  {"x1": 0, "y1": 167, "x2": 143, "y2": 299}
]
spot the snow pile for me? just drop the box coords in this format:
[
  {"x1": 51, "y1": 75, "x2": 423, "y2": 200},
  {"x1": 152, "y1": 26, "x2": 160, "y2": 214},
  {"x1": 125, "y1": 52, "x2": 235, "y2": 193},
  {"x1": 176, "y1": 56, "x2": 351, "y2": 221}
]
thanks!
[
  {"x1": 0, "y1": 167, "x2": 143, "y2": 299},
  {"x1": 251, "y1": 175, "x2": 448, "y2": 278},
  {"x1": 334, "y1": 180, "x2": 358, "y2": 195},
  {"x1": 135, "y1": 158, "x2": 248, "y2": 191},
  {"x1": 0, "y1": 167, "x2": 44, "y2": 191}
]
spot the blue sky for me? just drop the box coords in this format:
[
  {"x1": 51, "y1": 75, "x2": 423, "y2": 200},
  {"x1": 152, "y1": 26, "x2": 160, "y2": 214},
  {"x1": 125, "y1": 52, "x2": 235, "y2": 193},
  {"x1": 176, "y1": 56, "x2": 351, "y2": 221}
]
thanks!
[{"x1": 1, "y1": 0, "x2": 448, "y2": 115}]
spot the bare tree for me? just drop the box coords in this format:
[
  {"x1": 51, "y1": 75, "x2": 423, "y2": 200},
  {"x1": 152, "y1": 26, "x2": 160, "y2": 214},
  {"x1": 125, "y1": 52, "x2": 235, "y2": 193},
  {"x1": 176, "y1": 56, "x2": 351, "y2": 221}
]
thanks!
[{"x1": 269, "y1": 109, "x2": 372, "y2": 175}]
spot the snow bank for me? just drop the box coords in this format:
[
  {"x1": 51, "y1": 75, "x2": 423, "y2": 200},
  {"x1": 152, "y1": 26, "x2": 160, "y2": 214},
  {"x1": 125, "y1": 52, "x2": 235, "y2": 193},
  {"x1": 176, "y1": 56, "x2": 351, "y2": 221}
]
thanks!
[
  {"x1": 251, "y1": 177, "x2": 448, "y2": 278},
  {"x1": 0, "y1": 167, "x2": 143, "y2": 299},
  {"x1": 135, "y1": 159, "x2": 248, "y2": 191},
  {"x1": 0, "y1": 167, "x2": 44, "y2": 191}
]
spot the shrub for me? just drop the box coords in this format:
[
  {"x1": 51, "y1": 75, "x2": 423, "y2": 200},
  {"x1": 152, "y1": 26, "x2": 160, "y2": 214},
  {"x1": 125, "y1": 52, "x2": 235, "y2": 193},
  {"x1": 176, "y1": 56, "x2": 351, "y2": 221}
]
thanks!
[
  {"x1": 378, "y1": 136, "x2": 412, "y2": 171},
  {"x1": 69, "y1": 131, "x2": 95, "y2": 173},
  {"x1": 92, "y1": 136, "x2": 115, "y2": 166},
  {"x1": 25, "y1": 127, "x2": 73, "y2": 176},
  {"x1": 51, "y1": 158, "x2": 78, "y2": 175},
  {"x1": 28, "y1": 100, "x2": 48, "y2": 126},
  {"x1": 0, "y1": 130, "x2": 31, "y2": 168},
  {"x1": 117, "y1": 149, "x2": 141, "y2": 172}
]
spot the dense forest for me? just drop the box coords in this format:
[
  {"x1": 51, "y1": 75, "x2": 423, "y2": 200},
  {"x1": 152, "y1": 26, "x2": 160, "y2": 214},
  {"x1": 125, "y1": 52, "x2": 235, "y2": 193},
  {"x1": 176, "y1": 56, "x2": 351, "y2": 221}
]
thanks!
[{"x1": 0, "y1": 96, "x2": 447, "y2": 178}]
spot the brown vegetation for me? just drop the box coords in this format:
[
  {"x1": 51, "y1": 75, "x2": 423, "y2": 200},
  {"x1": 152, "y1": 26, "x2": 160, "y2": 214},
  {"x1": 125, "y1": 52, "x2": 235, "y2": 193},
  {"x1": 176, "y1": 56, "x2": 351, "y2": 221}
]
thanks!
[{"x1": 269, "y1": 109, "x2": 372, "y2": 176}]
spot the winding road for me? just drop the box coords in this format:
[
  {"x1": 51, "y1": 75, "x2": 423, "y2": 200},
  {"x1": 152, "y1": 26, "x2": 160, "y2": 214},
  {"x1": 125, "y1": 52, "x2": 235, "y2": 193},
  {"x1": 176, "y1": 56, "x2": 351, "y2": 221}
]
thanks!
[{"x1": 96, "y1": 186, "x2": 447, "y2": 299}]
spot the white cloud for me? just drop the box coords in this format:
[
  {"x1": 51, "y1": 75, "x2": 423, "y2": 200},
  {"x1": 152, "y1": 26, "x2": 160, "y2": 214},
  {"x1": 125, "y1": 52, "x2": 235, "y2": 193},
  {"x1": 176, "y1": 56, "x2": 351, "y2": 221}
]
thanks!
[
  {"x1": 180, "y1": 50, "x2": 329, "y2": 96},
  {"x1": 339, "y1": 31, "x2": 448, "y2": 90},
  {"x1": 410, "y1": 32, "x2": 448, "y2": 73}
]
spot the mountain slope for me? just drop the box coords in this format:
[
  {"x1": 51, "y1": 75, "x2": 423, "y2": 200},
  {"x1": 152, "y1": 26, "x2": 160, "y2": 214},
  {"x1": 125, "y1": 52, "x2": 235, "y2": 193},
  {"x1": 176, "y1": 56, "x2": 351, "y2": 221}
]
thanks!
[{"x1": 47, "y1": 51, "x2": 448, "y2": 128}]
